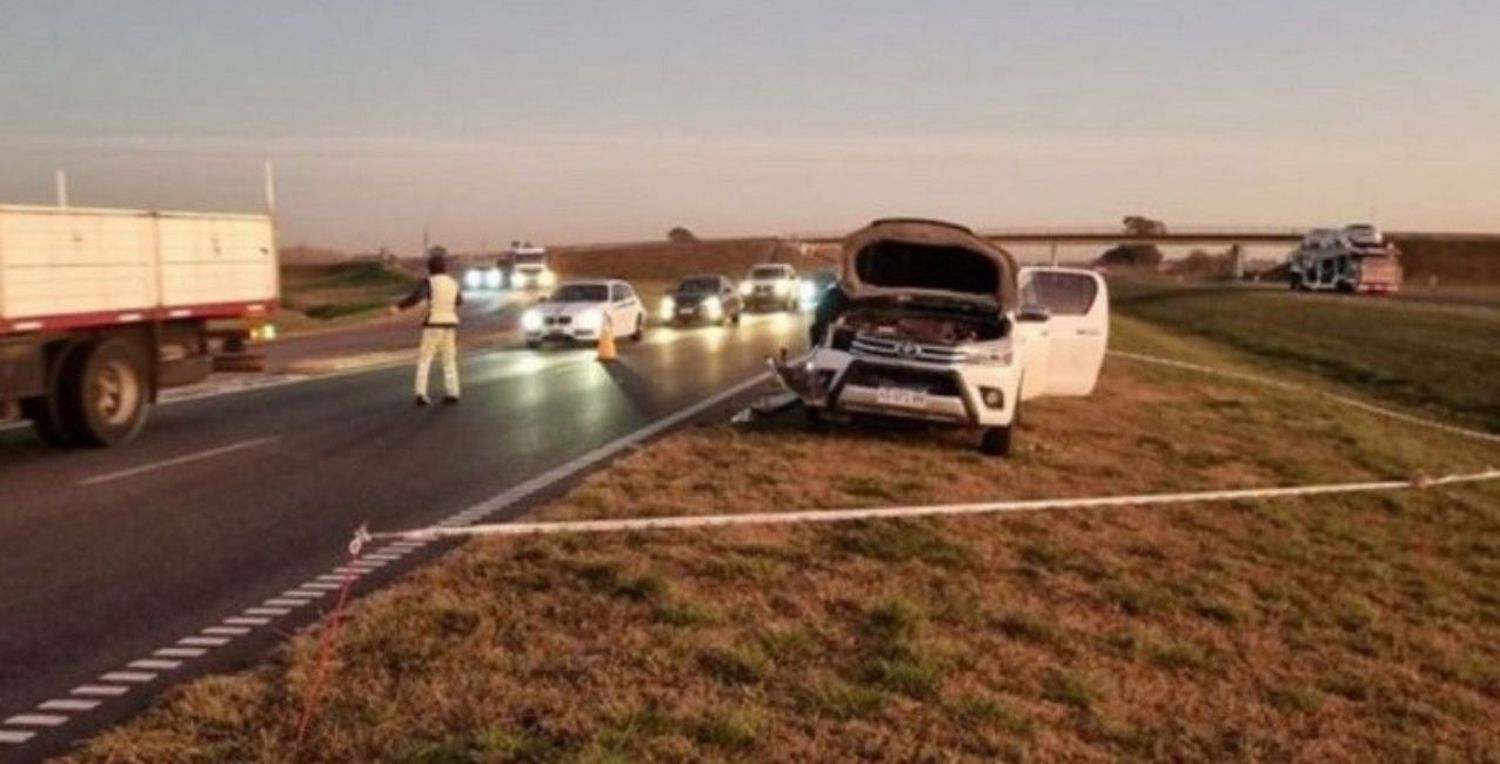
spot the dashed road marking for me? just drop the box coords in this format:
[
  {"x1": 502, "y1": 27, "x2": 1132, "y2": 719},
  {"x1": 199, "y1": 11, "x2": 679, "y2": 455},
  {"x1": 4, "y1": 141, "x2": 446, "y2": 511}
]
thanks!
[
  {"x1": 245, "y1": 607, "x2": 291, "y2": 616},
  {"x1": 100, "y1": 672, "x2": 154, "y2": 684},
  {"x1": 38, "y1": 699, "x2": 99, "y2": 712},
  {"x1": 78, "y1": 436, "x2": 281, "y2": 487},
  {"x1": 226, "y1": 616, "x2": 272, "y2": 625},
  {"x1": 154, "y1": 647, "x2": 206, "y2": 658},
  {"x1": 5, "y1": 714, "x2": 68, "y2": 727},
  {"x1": 204, "y1": 626, "x2": 252, "y2": 636},
  {"x1": 304, "y1": 582, "x2": 343, "y2": 591},
  {"x1": 71, "y1": 686, "x2": 128, "y2": 698},
  {"x1": 129, "y1": 659, "x2": 180, "y2": 671},
  {"x1": 264, "y1": 598, "x2": 308, "y2": 607},
  {"x1": 0, "y1": 730, "x2": 37, "y2": 744},
  {"x1": 178, "y1": 636, "x2": 230, "y2": 647},
  {"x1": 283, "y1": 589, "x2": 326, "y2": 599}
]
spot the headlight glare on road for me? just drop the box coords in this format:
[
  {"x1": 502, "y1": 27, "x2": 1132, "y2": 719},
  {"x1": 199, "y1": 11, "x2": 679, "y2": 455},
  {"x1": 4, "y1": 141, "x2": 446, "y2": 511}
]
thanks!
[
  {"x1": 703, "y1": 296, "x2": 723, "y2": 319},
  {"x1": 522, "y1": 309, "x2": 544, "y2": 332},
  {"x1": 659, "y1": 296, "x2": 676, "y2": 321}
]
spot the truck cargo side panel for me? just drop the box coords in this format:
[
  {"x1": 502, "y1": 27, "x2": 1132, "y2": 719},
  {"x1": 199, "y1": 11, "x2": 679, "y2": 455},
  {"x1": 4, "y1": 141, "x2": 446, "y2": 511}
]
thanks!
[
  {"x1": 0, "y1": 210, "x2": 157, "y2": 321},
  {"x1": 157, "y1": 216, "x2": 276, "y2": 309}
]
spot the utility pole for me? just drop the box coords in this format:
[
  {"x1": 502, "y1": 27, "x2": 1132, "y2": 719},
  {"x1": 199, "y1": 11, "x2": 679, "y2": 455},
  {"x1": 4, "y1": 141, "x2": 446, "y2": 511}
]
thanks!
[
  {"x1": 54, "y1": 169, "x2": 68, "y2": 207},
  {"x1": 422, "y1": 227, "x2": 430, "y2": 259}
]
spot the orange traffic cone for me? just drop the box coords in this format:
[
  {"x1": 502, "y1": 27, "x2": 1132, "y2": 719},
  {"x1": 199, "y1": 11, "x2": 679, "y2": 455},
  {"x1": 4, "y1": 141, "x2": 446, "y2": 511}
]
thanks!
[{"x1": 597, "y1": 316, "x2": 618, "y2": 362}]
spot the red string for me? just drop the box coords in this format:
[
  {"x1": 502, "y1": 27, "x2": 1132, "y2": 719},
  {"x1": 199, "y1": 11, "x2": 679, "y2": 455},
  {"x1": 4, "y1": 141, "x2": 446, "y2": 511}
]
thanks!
[{"x1": 292, "y1": 548, "x2": 360, "y2": 751}]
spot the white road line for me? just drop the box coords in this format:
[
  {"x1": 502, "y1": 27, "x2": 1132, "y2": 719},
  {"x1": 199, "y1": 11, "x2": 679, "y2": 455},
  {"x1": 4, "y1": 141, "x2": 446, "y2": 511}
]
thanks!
[
  {"x1": 283, "y1": 589, "x2": 326, "y2": 599},
  {"x1": 0, "y1": 730, "x2": 37, "y2": 744},
  {"x1": 264, "y1": 598, "x2": 308, "y2": 607},
  {"x1": 203, "y1": 626, "x2": 251, "y2": 636},
  {"x1": 304, "y1": 582, "x2": 343, "y2": 591},
  {"x1": 129, "y1": 659, "x2": 181, "y2": 670},
  {"x1": 178, "y1": 636, "x2": 230, "y2": 647},
  {"x1": 5, "y1": 714, "x2": 67, "y2": 727},
  {"x1": 226, "y1": 616, "x2": 272, "y2": 626},
  {"x1": 245, "y1": 607, "x2": 290, "y2": 616},
  {"x1": 317, "y1": 573, "x2": 357, "y2": 582},
  {"x1": 364, "y1": 553, "x2": 403, "y2": 561},
  {"x1": 71, "y1": 685, "x2": 129, "y2": 698},
  {"x1": 78, "y1": 436, "x2": 281, "y2": 486},
  {"x1": 100, "y1": 672, "x2": 154, "y2": 683},
  {"x1": 154, "y1": 647, "x2": 206, "y2": 658},
  {"x1": 39, "y1": 699, "x2": 99, "y2": 712}
]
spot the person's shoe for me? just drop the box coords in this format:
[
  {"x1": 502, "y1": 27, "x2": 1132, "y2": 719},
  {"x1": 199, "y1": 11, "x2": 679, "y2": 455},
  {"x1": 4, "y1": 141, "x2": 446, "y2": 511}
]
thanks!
[
  {"x1": 415, "y1": 395, "x2": 431, "y2": 407},
  {"x1": 443, "y1": 395, "x2": 460, "y2": 405}
]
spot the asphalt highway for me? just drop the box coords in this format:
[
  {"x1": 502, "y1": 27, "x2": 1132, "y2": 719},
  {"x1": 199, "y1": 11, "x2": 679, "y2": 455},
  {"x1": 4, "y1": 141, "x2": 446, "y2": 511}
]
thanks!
[{"x1": 0, "y1": 308, "x2": 808, "y2": 762}]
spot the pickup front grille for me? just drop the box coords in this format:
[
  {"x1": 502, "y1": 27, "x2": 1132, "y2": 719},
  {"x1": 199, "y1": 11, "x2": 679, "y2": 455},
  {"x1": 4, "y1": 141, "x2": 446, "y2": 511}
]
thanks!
[
  {"x1": 841, "y1": 362, "x2": 963, "y2": 397},
  {"x1": 850, "y1": 334, "x2": 967, "y2": 365}
]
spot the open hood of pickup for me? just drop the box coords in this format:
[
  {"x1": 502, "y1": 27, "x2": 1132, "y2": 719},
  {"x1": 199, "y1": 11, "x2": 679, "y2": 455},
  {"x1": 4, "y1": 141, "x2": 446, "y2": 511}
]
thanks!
[{"x1": 840, "y1": 218, "x2": 1018, "y2": 311}]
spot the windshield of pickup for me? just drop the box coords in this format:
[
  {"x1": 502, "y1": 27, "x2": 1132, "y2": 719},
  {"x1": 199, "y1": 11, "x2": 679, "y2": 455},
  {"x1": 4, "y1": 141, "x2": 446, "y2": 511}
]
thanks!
[
  {"x1": 550, "y1": 284, "x2": 607, "y2": 302},
  {"x1": 514, "y1": 253, "x2": 546, "y2": 266},
  {"x1": 751, "y1": 266, "x2": 791, "y2": 280},
  {"x1": 675, "y1": 276, "x2": 720, "y2": 294}
]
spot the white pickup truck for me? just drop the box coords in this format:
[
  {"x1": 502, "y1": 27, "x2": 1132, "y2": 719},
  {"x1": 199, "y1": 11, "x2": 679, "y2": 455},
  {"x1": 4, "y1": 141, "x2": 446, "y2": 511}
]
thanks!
[
  {"x1": 0, "y1": 204, "x2": 278, "y2": 446},
  {"x1": 777, "y1": 218, "x2": 1108, "y2": 455}
]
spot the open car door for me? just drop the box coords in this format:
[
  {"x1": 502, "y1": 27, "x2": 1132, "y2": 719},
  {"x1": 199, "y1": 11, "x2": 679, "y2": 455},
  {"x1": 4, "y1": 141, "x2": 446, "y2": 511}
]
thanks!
[{"x1": 1019, "y1": 267, "x2": 1109, "y2": 396}]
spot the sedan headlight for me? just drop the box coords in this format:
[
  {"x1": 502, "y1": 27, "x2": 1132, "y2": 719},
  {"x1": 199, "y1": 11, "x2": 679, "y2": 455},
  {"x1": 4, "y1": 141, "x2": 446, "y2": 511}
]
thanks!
[
  {"x1": 703, "y1": 296, "x2": 723, "y2": 319},
  {"x1": 465, "y1": 271, "x2": 482, "y2": 289},
  {"x1": 659, "y1": 296, "x2": 676, "y2": 321},
  {"x1": 521, "y1": 309, "x2": 544, "y2": 332},
  {"x1": 574, "y1": 310, "x2": 604, "y2": 331}
]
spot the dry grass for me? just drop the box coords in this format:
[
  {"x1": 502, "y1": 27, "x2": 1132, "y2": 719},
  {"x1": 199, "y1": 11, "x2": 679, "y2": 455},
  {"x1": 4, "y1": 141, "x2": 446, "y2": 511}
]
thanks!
[{"x1": 59, "y1": 317, "x2": 1500, "y2": 763}]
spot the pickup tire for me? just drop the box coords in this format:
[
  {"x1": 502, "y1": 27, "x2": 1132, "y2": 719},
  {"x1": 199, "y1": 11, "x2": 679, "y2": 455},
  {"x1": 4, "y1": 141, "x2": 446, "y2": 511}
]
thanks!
[
  {"x1": 979, "y1": 425, "x2": 1013, "y2": 457},
  {"x1": 630, "y1": 315, "x2": 645, "y2": 342},
  {"x1": 61, "y1": 338, "x2": 150, "y2": 447}
]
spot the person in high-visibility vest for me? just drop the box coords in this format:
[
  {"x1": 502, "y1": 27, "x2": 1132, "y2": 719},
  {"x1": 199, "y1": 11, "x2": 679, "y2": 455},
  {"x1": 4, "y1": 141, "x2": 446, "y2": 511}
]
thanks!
[{"x1": 392, "y1": 247, "x2": 463, "y2": 405}]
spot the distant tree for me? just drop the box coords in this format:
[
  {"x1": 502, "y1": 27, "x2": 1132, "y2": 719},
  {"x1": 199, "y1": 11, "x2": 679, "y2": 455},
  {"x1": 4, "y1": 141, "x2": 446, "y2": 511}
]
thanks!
[
  {"x1": 1097, "y1": 244, "x2": 1164, "y2": 269},
  {"x1": 668, "y1": 226, "x2": 698, "y2": 243},
  {"x1": 1123, "y1": 215, "x2": 1168, "y2": 237}
]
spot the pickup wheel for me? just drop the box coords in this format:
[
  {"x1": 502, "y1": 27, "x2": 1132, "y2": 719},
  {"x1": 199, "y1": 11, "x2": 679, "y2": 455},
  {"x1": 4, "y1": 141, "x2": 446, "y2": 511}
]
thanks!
[
  {"x1": 61, "y1": 338, "x2": 150, "y2": 447},
  {"x1": 979, "y1": 426, "x2": 1013, "y2": 457},
  {"x1": 630, "y1": 315, "x2": 645, "y2": 342},
  {"x1": 803, "y1": 406, "x2": 831, "y2": 433}
]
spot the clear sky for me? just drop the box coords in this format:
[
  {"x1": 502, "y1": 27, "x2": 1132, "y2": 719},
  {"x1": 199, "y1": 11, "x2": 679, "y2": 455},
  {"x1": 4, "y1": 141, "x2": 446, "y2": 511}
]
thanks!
[{"x1": 2, "y1": 0, "x2": 1498, "y2": 251}]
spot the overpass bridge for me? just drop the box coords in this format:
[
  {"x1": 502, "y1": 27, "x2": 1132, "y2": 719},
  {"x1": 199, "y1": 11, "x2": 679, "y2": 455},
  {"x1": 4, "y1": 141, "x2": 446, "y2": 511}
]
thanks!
[{"x1": 788, "y1": 226, "x2": 1500, "y2": 247}]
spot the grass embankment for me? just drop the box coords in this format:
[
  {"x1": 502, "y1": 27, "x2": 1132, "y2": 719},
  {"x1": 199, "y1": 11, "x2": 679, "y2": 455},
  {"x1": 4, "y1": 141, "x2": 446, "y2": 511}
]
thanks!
[
  {"x1": 62, "y1": 311, "x2": 1500, "y2": 762},
  {"x1": 1391, "y1": 237, "x2": 1500, "y2": 286},
  {"x1": 550, "y1": 238, "x2": 832, "y2": 308},
  {"x1": 277, "y1": 262, "x2": 420, "y2": 333},
  {"x1": 1111, "y1": 279, "x2": 1500, "y2": 433}
]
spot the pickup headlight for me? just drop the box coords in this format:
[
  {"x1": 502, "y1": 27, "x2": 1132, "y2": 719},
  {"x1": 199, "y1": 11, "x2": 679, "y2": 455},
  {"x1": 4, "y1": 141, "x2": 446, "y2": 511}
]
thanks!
[
  {"x1": 484, "y1": 270, "x2": 502, "y2": 289},
  {"x1": 703, "y1": 295, "x2": 723, "y2": 319},
  {"x1": 799, "y1": 281, "x2": 819, "y2": 309},
  {"x1": 739, "y1": 281, "x2": 753, "y2": 296},
  {"x1": 773, "y1": 280, "x2": 791, "y2": 296},
  {"x1": 521, "y1": 309, "x2": 544, "y2": 332},
  {"x1": 574, "y1": 310, "x2": 604, "y2": 331},
  {"x1": 659, "y1": 296, "x2": 676, "y2": 321},
  {"x1": 538, "y1": 269, "x2": 557, "y2": 288}
]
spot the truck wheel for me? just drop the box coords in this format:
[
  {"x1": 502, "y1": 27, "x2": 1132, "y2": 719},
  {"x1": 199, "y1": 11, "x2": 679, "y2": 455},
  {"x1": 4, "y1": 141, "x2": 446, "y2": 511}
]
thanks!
[
  {"x1": 22, "y1": 342, "x2": 85, "y2": 448},
  {"x1": 1288, "y1": 274, "x2": 1302, "y2": 291},
  {"x1": 979, "y1": 426, "x2": 1013, "y2": 457},
  {"x1": 62, "y1": 338, "x2": 150, "y2": 447}
]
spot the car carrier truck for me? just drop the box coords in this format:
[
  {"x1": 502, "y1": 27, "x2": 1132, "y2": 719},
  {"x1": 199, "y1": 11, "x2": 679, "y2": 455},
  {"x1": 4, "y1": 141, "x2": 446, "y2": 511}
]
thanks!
[{"x1": 0, "y1": 204, "x2": 278, "y2": 447}]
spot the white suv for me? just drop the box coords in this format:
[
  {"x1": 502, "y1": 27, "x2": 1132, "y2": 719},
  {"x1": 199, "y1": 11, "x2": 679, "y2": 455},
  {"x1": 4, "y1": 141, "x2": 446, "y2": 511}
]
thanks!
[{"x1": 776, "y1": 219, "x2": 1108, "y2": 455}]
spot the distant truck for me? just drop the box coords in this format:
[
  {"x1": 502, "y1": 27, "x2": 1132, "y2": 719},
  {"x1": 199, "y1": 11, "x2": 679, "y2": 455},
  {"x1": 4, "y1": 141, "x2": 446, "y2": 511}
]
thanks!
[
  {"x1": 0, "y1": 204, "x2": 278, "y2": 446},
  {"x1": 507, "y1": 242, "x2": 554, "y2": 290},
  {"x1": 1287, "y1": 224, "x2": 1401, "y2": 294}
]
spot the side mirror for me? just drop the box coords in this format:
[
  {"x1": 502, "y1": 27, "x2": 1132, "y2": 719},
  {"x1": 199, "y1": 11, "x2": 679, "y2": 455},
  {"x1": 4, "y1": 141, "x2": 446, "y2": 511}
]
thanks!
[{"x1": 1017, "y1": 304, "x2": 1051, "y2": 323}]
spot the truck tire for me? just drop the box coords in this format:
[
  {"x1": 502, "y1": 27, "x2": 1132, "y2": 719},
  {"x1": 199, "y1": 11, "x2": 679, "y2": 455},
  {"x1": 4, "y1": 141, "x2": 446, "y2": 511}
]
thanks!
[
  {"x1": 60, "y1": 338, "x2": 150, "y2": 447},
  {"x1": 22, "y1": 342, "x2": 85, "y2": 448},
  {"x1": 979, "y1": 426, "x2": 1013, "y2": 457}
]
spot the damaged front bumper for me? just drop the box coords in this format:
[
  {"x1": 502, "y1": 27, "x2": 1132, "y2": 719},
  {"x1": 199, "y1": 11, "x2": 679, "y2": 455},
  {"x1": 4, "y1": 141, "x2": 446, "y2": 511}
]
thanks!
[{"x1": 770, "y1": 346, "x2": 1018, "y2": 428}]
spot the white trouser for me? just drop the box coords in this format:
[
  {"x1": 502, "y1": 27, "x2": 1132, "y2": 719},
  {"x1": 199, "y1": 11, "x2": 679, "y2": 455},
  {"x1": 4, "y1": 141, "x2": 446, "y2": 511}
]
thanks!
[{"x1": 415, "y1": 327, "x2": 459, "y2": 398}]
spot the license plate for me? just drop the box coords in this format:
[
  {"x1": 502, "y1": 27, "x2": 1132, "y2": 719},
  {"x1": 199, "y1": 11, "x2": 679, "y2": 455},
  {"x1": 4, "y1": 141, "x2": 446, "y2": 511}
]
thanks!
[
  {"x1": 876, "y1": 386, "x2": 928, "y2": 408},
  {"x1": 679, "y1": 308, "x2": 695, "y2": 315}
]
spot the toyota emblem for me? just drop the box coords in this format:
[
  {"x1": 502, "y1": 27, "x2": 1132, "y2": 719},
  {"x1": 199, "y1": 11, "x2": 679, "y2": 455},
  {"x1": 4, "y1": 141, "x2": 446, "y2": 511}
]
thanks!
[{"x1": 898, "y1": 341, "x2": 920, "y2": 358}]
